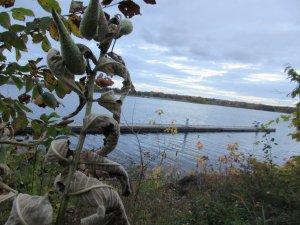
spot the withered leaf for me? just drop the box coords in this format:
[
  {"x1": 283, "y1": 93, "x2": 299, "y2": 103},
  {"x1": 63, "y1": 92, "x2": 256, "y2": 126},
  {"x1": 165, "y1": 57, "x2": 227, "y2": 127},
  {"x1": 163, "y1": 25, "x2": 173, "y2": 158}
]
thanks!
[
  {"x1": 118, "y1": 1, "x2": 141, "y2": 18},
  {"x1": 69, "y1": 1, "x2": 84, "y2": 13},
  {"x1": 143, "y1": 0, "x2": 156, "y2": 4},
  {"x1": 1, "y1": 0, "x2": 15, "y2": 8},
  {"x1": 18, "y1": 93, "x2": 31, "y2": 104},
  {"x1": 101, "y1": 0, "x2": 113, "y2": 6}
]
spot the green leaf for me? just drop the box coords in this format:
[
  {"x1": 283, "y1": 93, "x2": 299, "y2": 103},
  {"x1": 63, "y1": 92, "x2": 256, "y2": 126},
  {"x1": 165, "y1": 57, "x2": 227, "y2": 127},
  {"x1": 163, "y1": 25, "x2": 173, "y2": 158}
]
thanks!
[
  {"x1": 47, "y1": 125, "x2": 57, "y2": 137},
  {"x1": 55, "y1": 80, "x2": 71, "y2": 98},
  {"x1": 0, "y1": 75, "x2": 9, "y2": 85},
  {"x1": 2, "y1": 108, "x2": 10, "y2": 122},
  {"x1": 0, "y1": 12, "x2": 10, "y2": 29},
  {"x1": 25, "y1": 77, "x2": 34, "y2": 92},
  {"x1": 15, "y1": 47, "x2": 21, "y2": 61},
  {"x1": 42, "y1": 92, "x2": 58, "y2": 109},
  {"x1": 15, "y1": 101, "x2": 33, "y2": 113},
  {"x1": 41, "y1": 35, "x2": 51, "y2": 52},
  {"x1": 11, "y1": 75, "x2": 23, "y2": 89},
  {"x1": 11, "y1": 7, "x2": 34, "y2": 21},
  {"x1": 38, "y1": 0, "x2": 61, "y2": 14},
  {"x1": 0, "y1": 31, "x2": 27, "y2": 51},
  {"x1": 9, "y1": 24, "x2": 26, "y2": 32},
  {"x1": 32, "y1": 33, "x2": 44, "y2": 43},
  {"x1": 12, "y1": 112, "x2": 28, "y2": 132}
]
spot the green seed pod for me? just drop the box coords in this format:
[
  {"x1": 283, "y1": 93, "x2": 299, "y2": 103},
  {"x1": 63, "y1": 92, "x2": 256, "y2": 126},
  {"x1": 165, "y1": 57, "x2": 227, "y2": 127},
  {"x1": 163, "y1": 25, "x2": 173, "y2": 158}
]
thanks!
[
  {"x1": 51, "y1": 9, "x2": 85, "y2": 75},
  {"x1": 118, "y1": 19, "x2": 133, "y2": 38},
  {"x1": 79, "y1": 0, "x2": 99, "y2": 40},
  {"x1": 94, "y1": 4, "x2": 109, "y2": 42}
]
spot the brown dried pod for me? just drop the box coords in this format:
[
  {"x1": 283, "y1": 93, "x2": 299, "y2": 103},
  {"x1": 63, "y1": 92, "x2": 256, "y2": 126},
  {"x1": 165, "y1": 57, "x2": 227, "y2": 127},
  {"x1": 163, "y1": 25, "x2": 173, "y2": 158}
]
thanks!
[
  {"x1": 54, "y1": 171, "x2": 130, "y2": 225},
  {"x1": 85, "y1": 114, "x2": 120, "y2": 156}
]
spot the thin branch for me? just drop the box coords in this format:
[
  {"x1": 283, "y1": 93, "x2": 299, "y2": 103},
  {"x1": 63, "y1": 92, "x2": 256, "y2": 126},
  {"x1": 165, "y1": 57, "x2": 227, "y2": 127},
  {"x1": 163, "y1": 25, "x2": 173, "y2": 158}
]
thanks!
[{"x1": 0, "y1": 132, "x2": 48, "y2": 147}]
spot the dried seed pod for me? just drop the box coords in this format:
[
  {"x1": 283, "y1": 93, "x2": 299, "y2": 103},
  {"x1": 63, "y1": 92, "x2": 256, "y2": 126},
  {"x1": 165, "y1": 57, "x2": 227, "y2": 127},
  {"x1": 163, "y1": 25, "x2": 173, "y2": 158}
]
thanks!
[
  {"x1": 97, "y1": 91, "x2": 122, "y2": 122},
  {"x1": 117, "y1": 19, "x2": 133, "y2": 38},
  {"x1": 80, "y1": 150, "x2": 131, "y2": 196},
  {"x1": 4, "y1": 194, "x2": 53, "y2": 225},
  {"x1": 55, "y1": 171, "x2": 130, "y2": 225},
  {"x1": 79, "y1": 0, "x2": 99, "y2": 40},
  {"x1": 51, "y1": 9, "x2": 86, "y2": 75},
  {"x1": 85, "y1": 114, "x2": 120, "y2": 156},
  {"x1": 45, "y1": 139, "x2": 72, "y2": 163}
]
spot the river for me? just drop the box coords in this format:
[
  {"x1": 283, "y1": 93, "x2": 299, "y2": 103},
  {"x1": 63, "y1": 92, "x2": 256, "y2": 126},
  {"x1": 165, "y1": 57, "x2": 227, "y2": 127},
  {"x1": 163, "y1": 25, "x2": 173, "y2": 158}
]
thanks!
[{"x1": 1, "y1": 85, "x2": 300, "y2": 171}]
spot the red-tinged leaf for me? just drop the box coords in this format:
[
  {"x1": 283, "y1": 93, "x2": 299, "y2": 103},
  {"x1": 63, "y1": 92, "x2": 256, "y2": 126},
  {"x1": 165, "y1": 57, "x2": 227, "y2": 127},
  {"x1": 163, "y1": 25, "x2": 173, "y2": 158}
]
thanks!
[
  {"x1": 102, "y1": 0, "x2": 113, "y2": 6},
  {"x1": 69, "y1": 1, "x2": 84, "y2": 13},
  {"x1": 118, "y1": 1, "x2": 141, "y2": 18},
  {"x1": 1, "y1": 0, "x2": 15, "y2": 8},
  {"x1": 95, "y1": 74, "x2": 114, "y2": 87},
  {"x1": 143, "y1": 0, "x2": 156, "y2": 4},
  {"x1": 18, "y1": 93, "x2": 31, "y2": 104}
]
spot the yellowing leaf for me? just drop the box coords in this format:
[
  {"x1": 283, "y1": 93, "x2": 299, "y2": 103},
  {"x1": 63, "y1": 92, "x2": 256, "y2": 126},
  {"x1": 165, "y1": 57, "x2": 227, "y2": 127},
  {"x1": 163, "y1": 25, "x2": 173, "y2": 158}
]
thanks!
[
  {"x1": 38, "y1": 0, "x2": 61, "y2": 14},
  {"x1": 41, "y1": 36, "x2": 51, "y2": 52},
  {"x1": 48, "y1": 22, "x2": 59, "y2": 41},
  {"x1": 43, "y1": 69, "x2": 57, "y2": 86},
  {"x1": 68, "y1": 14, "x2": 81, "y2": 38},
  {"x1": 15, "y1": 47, "x2": 21, "y2": 61},
  {"x1": 11, "y1": 7, "x2": 34, "y2": 21}
]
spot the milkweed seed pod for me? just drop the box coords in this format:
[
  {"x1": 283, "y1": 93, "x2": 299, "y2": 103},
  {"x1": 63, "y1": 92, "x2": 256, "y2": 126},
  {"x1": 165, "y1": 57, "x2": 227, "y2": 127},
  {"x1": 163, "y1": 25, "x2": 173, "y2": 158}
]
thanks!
[
  {"x1": 80, "y1": 150, "x2": 131, "y2": 196},
  {"x1": 85, "y1": 114, "x2": 120, "y2": 156},
  {"x1": 97, "y1": 91, "x2": 122, "y2": 122},
  {"x1": 45, "y1": 139, "x2": 73, "y2": 164},
  {"x1": 55, "y1": 171, "x2": 130, "y2": 225},
  {"x1": 116, "y1": 19, "x2": 133, "y2": 39},
  {"x1": 47, "y1": 48, "x2": 85, "y2": 99},
  {"x1": 51, "y1": 9, "x2": 86, "y2": 75},
  {"x1": 5, "y1": 194, "x2": 53, "y2": 225},
  {"x1": 79, "y1": 0, "x2": 99, "y2": 40},
  {"x1": 94, "y1": 3, "x2": 109, "y2": 42}
]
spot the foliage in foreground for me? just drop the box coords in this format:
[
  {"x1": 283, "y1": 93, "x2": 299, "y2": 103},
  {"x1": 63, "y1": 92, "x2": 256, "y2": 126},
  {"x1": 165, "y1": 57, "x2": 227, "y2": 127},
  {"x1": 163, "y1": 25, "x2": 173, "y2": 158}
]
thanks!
[{"x1": 1, "y1": 143, "x2": 300, "y2": 225}]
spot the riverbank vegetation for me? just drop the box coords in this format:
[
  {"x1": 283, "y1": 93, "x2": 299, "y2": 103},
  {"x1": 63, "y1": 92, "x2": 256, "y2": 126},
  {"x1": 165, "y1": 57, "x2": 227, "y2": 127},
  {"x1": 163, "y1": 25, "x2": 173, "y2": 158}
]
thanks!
[{"x1": 1, "y1": 140, "x2": 300, "y2": 225}]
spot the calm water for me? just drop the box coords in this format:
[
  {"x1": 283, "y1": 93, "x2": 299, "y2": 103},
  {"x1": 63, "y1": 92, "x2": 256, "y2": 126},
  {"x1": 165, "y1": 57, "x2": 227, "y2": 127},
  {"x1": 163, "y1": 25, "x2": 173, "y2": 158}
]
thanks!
[{"x1": 1, "y1": 85, "x2": 300, "y2": 170}]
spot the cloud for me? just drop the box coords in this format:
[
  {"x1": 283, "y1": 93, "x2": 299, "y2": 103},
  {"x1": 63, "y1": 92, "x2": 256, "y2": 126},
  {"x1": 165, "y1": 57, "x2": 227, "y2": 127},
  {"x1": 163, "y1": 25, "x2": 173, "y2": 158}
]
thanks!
[
  {"x1": 243, "y1": 73, "x2": 286, "y2": 82},
  {"x1": 146, "y1": 59, "x2": 227, "y2": 78}
]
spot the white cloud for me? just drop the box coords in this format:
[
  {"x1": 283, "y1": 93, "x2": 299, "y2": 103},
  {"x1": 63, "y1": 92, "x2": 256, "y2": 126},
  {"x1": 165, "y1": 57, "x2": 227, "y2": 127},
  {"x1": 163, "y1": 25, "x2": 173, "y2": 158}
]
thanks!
[
  {"x1": 146, "y1": 59, "x2": 227, "y2": 78},
  {"x1": 221, "y1": 62, "x2": 257, "y2": 70},
  {"x1": 139, "y1": 44, "x2": 169, "y2": 53},
  {"x1": 243, "y1": 73, "x2": 286, "y2": 82}
]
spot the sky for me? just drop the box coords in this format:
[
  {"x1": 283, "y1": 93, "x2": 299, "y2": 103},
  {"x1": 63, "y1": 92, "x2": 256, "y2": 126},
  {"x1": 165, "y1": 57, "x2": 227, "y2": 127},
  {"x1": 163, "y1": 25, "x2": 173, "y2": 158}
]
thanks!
[{"x1": 3, "y1": 0, "x2": 300, "y2": 106}]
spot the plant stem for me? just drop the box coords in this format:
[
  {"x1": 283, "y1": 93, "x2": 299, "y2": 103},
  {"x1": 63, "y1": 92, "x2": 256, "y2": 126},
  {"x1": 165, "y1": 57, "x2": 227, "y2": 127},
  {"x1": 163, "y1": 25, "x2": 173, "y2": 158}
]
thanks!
[{"x1": 55, "y1": 53, "x2": 107, "y2": 225}]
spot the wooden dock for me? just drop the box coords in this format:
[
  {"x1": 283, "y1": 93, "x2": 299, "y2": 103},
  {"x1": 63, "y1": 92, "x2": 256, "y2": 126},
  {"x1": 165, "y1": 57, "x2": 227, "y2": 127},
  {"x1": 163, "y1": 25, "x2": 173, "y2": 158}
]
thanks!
[{"x1": 18, "y1": 124, "x2": 276, "y2": 134}]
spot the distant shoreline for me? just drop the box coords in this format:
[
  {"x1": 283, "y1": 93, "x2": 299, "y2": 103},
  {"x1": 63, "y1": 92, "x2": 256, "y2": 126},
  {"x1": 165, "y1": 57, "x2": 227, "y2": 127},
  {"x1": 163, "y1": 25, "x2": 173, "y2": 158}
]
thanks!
[
  {"x1": 99, "y1": 88, "x2": 296, "y2": 114},
  {"x1": 2, "y1": 82, "x2": 296, "y2": 114}
]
